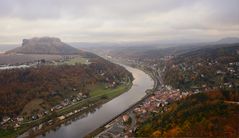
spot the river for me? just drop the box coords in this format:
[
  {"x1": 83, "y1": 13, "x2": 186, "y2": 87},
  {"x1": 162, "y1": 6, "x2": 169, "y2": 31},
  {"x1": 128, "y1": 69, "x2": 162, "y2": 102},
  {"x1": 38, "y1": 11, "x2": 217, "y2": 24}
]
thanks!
[{"x1": 38, "y1": 65, "x2": 154, "y2": 138}]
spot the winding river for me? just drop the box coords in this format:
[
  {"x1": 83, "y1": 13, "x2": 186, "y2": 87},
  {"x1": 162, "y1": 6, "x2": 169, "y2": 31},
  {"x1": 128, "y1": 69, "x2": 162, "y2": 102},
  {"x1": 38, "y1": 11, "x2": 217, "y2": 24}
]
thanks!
[{"x1": 38, "y1": 65, "x2": 154, "y2": 138}]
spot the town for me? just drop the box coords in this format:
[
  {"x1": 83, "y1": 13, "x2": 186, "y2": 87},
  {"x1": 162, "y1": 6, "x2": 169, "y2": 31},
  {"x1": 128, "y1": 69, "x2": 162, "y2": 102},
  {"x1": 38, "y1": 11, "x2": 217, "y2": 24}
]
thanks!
[
  {"x1": 96, "y1": 87, "x2": 193, "y2": 137},
  {"x1": 94, "y1": 44, "x2": 239, "y2": 137}
]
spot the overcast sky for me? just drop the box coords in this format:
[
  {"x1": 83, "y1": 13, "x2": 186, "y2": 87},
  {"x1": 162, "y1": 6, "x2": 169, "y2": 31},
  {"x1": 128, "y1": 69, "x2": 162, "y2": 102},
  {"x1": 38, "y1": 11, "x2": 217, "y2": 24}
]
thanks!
[{"x1": 0, "y1": 0, "x2": 238, "y2": 44}]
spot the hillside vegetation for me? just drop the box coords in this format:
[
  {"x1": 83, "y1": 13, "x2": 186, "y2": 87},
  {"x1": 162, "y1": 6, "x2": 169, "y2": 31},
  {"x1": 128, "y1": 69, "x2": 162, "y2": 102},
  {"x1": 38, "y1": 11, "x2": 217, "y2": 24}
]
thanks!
[
  {"x1": 163, "y1": 44, "x2": 239, "y2": 91},
  {"x1": 0, "y1": 57, "x2": 132, "y2": 119},
  {"x1": 0, "y1": 37, "x2": 133, "y2": 122},
  {"x1": 136, "y1": 90, "x2": 239, "y2": 137},
  {"x1": 103, "y1": 43, "x2": 239, "y2": 137}
]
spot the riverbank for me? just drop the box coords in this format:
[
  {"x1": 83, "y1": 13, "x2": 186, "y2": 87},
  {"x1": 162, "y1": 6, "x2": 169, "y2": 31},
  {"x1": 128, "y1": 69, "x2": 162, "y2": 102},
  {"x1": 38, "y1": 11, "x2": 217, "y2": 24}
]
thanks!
[
  {"x1": 85, "y1": 92, "x2": 155, "y2": 138},
  {"x1": 1, "y1": 81, "x2": 132, "y2": 138},
  {"x1": 107, "y1": 58, "x2": 160, "y2": 92},
  {"x1": 32, "y1": 63, "x2": 153, "y2": 138},
  {"x1": 85, "y1": 63, "x2": 159, "y2": 137}
]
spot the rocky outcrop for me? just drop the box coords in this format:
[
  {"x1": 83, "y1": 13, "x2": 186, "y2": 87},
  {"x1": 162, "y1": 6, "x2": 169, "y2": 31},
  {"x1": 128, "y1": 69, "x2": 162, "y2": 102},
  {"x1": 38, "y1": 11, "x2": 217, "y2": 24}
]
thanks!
[{"x1": 7, "y1": 37, "x2": 81, "y2": 54}]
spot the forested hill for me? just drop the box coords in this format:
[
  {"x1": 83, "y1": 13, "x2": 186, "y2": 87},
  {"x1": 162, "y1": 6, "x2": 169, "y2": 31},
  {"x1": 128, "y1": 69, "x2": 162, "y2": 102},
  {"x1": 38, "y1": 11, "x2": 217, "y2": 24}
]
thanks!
[
  {"x1": 0, "y1": 37, "x2": 134, "y2": 122},
  {"x1": 163, "y1": 43, "x2": 239, "y2": 91},
  {"x1": 135, "y1": 43, "x2": 239, "y2": 137},
  {"x1": 0, "y1": 57, "x2": 133, "y2": 120},
  {"x1": 136, "y1": 90, "x2": 239, "y2": 137}
]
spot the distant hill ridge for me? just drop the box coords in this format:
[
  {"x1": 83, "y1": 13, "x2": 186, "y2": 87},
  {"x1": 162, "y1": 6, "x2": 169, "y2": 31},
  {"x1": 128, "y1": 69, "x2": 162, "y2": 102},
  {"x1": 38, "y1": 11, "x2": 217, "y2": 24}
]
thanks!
[
  {"x1": 7, "y1": 37, "x2": 81, "y2": 54},
  {"x1": 215, "y1": 37, "x2": 239, "y2": 44}
]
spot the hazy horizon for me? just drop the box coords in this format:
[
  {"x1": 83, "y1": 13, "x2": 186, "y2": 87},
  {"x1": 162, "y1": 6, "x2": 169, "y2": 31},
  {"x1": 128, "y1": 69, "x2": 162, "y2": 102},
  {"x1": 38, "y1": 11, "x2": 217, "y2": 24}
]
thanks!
[{"x1": 0, "y1": 0, "x2": 239, "y2": 44}]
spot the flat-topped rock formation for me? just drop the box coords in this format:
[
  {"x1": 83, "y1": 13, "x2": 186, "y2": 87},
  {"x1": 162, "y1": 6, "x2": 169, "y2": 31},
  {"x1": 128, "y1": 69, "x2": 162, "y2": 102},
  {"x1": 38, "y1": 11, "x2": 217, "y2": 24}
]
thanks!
[{"x1": 7, "y1": 37, "x2": 81, "y2": 54}]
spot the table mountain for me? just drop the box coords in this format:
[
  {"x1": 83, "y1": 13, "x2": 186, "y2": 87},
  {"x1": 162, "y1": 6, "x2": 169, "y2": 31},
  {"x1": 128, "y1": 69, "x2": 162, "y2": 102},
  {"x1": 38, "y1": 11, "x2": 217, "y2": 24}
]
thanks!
[{"x1": 7, "y1": 37, "x2": 81, "y2": 54}]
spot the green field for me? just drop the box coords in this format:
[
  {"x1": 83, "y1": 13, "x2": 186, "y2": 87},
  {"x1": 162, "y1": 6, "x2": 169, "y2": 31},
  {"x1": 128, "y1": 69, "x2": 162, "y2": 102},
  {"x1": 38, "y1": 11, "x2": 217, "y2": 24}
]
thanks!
[
  {"x1": 58, "y1": 82, "x2": 132, "y2": 115},
  {"x1": 56, "y1": 57, "x2": 90, "y2": 65},
  {"x1": 90, "y1": 83, "x2": 131, "y2": 98}
]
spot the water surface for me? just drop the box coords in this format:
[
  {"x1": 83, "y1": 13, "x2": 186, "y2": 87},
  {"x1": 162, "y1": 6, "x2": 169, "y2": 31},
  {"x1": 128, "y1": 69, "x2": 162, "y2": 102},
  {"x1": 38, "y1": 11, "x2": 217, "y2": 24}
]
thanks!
[{"x1": 39, "y1": 65, "x2": 154, "y2": 138}]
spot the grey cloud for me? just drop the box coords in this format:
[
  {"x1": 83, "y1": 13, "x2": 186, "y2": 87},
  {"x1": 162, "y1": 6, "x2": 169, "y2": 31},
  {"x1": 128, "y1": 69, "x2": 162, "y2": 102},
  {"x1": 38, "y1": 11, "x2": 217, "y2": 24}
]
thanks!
[
  {"x1": 0, "y1": 0, "x2": 200, "y2": 20},
  {"x1": 0, "y1": 0, "x2": 238, "y2": 23},
  {"x1": 0, "y1": 0, "x2": 238, "y2": 43}
]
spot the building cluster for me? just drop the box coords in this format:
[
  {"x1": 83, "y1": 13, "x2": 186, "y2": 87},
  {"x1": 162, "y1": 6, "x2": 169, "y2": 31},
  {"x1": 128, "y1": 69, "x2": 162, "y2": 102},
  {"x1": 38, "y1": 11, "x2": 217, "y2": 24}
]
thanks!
[
  {"x1": 124, "y1": 53, "x2": 239, "y2": 92},
  {"x1": 97, "y1": 89, "x2": 193, "y2": 138},
  {"x1": 50, "y1": 92, "x2": 88, "y2": 112},
  {"x1": 14, "y1": 104, "x2": 95, "y2": 137},
  {"x1": 1, "y1": 116, "x2": 24, "y2": 130},
  {"x1": 173, "y1": 59, "x2": 239, "y2": 90},
  {"x1": 129, "y1": 90, "x2": 191, "y2": 133},
  {"x1": 0, "y1": 90, "x2": 90, "y2": 130}
]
